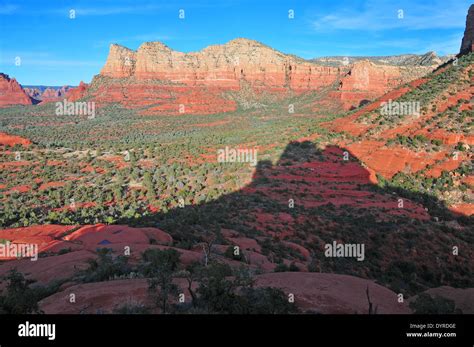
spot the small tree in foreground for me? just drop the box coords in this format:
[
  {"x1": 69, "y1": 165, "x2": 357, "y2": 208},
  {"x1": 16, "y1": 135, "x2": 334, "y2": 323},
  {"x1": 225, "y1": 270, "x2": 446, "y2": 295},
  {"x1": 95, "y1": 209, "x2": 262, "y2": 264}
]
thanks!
[{"x1": 141, "y1": 249, "x2": 180, "y2": 314}]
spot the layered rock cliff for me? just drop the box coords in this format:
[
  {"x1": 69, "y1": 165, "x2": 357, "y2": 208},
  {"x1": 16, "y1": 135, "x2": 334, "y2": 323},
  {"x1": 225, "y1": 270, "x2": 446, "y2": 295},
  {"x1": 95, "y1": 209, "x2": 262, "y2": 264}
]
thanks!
[
  {"x1": 333, "y1": 60, "x2": 434, "y2": 109},
  {"x1": 0, "y1": 73, "x2": 32, "y2": 107},
  {"x1": 0, "y1": 39, "x2": 442, "y2": 112},
  {"x1": 100, "y1": 38, "x2": 343, "y2": 91},
  {"x1": 86, "y1": 38, "x2": 441, "y2": 114},
  {"x1": 66, "y1": 81, "x2": 88, "y2": 102}
]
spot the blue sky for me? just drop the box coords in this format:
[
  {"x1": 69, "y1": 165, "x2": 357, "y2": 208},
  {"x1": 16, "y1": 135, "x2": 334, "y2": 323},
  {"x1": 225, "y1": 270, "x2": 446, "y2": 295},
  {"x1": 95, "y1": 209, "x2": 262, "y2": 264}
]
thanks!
[{"x1": 0, "y1": 0, "x2": 471, "y2": 85}]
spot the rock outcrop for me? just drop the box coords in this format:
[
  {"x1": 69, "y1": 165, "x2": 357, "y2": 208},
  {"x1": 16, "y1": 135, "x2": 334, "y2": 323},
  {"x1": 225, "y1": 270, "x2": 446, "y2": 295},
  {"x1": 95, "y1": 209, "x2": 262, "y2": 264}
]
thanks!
[
  {"x1": 0, "y1": 39, "x2": 448, "y2": 113},
  {"x1": 83, "y1": 38, "x2": 438, "y2": 114},
  {"x1": 100, "y1": 39, "x2": 343, "y2": 90},
  {"x1": 100, "y1": 44, "x2": 137, "y2": 78},
  {"x1": 332, "y1": 60, "x2": 435, "y2": 109},
  {"x1": 24, "y1": 87, "x2": 42, "y2": 100},
  {"x1": 66, "y1": 81, "x2": 88, "y2": 101},
  {"x1": 41, "y1": 86, "x2": 70, "y2": 102},
  {"x1": 0, "y1": 73, "x2": 32, "y2": 107},
  {"x1": 460, "y1": 4, "x2": 474, "y2": 54}
]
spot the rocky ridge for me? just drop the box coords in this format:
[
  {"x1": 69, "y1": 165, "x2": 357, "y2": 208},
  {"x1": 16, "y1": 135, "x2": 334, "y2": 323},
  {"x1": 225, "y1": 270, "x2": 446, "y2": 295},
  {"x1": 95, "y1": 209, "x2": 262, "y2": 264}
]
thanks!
[
  {"x1": 81, "y1": 38, "x2": 441, "y2": 113},
  {"x1": 0, "y1": 73, "x2": 32, "y2": 107}
]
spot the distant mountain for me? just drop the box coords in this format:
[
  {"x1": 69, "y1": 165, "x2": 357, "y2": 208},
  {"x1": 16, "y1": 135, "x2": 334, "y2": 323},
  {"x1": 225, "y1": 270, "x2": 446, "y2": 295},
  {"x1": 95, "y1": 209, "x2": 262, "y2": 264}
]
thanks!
[
  {"x1": 22, "y1": 85, "x2": 73, "y2": 92},
  {"x1": 23, "y1": 85, "x2": 72, "y2": 103},
  {"x1": 311, "y1": 52, "x2": 453, "y2": 67}
]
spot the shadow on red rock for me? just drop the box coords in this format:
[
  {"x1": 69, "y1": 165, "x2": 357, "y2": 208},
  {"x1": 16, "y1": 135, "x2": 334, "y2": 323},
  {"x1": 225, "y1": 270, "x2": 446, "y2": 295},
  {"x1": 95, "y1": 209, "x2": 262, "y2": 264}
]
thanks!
[{"x1": 1, "y1": 141, "x2": 472, "y2": 313}]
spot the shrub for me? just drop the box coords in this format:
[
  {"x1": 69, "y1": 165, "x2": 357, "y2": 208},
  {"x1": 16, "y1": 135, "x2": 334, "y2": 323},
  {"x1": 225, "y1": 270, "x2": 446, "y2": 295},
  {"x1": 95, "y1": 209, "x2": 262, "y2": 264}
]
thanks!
[
  {"x1": 77, "y1": 248, "x2": 132, "y2": 283},
  {"x1": 113, "y1": 301, "x2": 150, "y2": 314},
  {"x1": 409, "y1": 293, "x2": 460, "y2": 314}
]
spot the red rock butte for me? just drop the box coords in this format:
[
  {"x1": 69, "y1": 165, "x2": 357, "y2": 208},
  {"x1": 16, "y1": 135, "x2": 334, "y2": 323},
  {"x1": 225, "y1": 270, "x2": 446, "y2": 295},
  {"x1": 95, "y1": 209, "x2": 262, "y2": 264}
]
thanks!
[
  {"x1": 76, "y1": 38, "x2": 437, "y2": 114},
  {"x1": 0, "y1": 39, "x2": 442, "y2": 113},
  {"x1": 100, "y1": 39, "x2": 343, "y2": 89},
  {"x1": 0, "y1": 73, "x2": 32, "y2": 107}
]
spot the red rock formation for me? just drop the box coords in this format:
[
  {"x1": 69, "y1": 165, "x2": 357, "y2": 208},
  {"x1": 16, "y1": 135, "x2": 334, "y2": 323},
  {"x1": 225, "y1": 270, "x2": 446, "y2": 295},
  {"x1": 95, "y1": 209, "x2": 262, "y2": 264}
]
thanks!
[
  {"x1": 24, "y1": 87, "x2": 41, "y2": 100},
  {"x1": 0, "y1": 73, "x2": 32, "y2": 107},
  {"x1": 100, "y1": 44, "x2": 136, "y2": 78},
  {"x1": 460, "y1": 4, "x2": 474, "y2": 54},
  {"x1": 41, "y1": 86, "x2": 70, "y2": 103},
  {"x1": 90, "y1": 39, "x2": 350, "y2": 114},
  {"x1": 88, "y1": 39, "x2": 437, "y2": 115},
  {"x1": 254, "y1": 272, "x2": 411, "y2": 314},
  {"x1": 66, "y1": 81, "x2": 88, "y2": 101},
  {"x1": 343, "y1": 141, "x2": 446, "y2": 179},
  {"x1": 88, "y1": 83, "x2": 235, "y2": 115},
  {"x1": 332, "y1": 60, "x2": 433, "y2": 110},
  {"x1": 101, "y1": 39, "x2": 343, "y2": 90}
]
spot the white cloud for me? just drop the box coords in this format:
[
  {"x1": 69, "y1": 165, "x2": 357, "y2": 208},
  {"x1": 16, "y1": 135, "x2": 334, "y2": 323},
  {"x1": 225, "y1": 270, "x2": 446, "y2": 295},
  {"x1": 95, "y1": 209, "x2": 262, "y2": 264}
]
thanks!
[{"x1": 312, "y1": 0, "x2": 470, "y2": 31}]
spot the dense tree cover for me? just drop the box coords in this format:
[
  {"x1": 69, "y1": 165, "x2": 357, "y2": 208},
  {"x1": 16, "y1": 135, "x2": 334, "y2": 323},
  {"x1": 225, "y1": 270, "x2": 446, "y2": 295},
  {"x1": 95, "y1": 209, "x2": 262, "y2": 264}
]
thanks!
[{"x1": 0, "y1": 95, "x2": 331, "y2": 229}]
